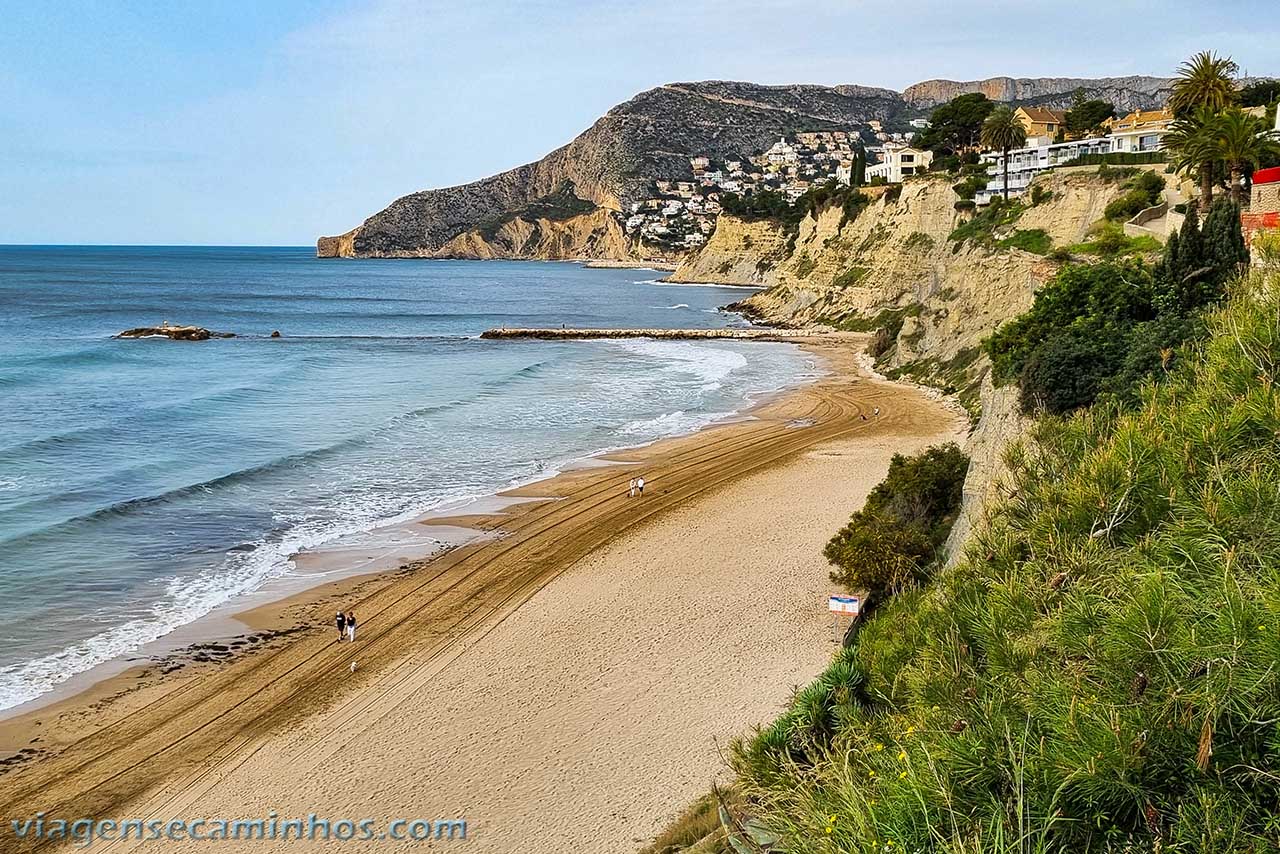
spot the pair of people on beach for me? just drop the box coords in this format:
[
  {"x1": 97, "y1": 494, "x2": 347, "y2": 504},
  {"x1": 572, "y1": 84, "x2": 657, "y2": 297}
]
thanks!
[
  {"x1": 628, "y1": 476, "x2": 645, "y2": 498},
  {"x1": 335, "y1": 610, "x2": 357, "y2": 643}
]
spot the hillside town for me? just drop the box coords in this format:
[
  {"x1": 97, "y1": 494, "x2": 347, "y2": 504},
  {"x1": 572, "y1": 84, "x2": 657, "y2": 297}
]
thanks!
[
  {"x1": 627, "y1": 91, "x2": 1280, "y2": 252},
  {"x1": 626, "y1": 125, "x2": 926, "y2": 250}
]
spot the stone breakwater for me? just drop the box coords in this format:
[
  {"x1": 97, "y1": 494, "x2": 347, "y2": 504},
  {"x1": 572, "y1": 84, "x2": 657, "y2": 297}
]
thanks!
[{"x1": 478, "y1": 327, "x2": 834, "y2": 342}]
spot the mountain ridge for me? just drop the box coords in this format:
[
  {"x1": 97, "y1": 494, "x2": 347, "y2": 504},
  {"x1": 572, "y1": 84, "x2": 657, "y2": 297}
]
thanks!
[{"x1": 317, "y1": 75, "x2": 1173, "y2": 259}]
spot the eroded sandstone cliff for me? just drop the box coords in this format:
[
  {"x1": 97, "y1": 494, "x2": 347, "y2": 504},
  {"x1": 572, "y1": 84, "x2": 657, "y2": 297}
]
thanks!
[
  {"x1": 673, "y1": 168, "x2": 1131, "y2": 535},
  {"x1": 675, "y1": 170, "x2": 1129, "y2": 401}
]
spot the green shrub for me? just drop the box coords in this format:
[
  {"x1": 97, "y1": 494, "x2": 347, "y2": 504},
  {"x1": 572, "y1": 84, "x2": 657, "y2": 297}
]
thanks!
[
  {"x1": 832, "y1": 304, "x2": 920, "y2": 334},
  {"x1": 948, "y1": 197, "x2": 1026, "y2": 246},
  {"x1": 997, "y1": 228, "x2": 1051, "y2": 255},
  {"x1": 1047, "y1": 246, "x2": 1073, "y2": 262},
  {"x1": 824, "y1": 443, "x2": 970, "y2": 597},
  {"x1": 831, "y1": 266, "x2": 869, "y2": 288},
  {"x1": 952, "y1": 174, "x2": 988, "y2": 201},
  {"x1": 984, "y1": 261, "x2": 1156, "y2": 385},
  {"x1": 953, "y1": 199, "x2": 975, "y2": 212},
  {"x1": 824, "y1": 511, "x2": 933, "y2": 594},
  {"x1": 1103, "y1": 188, "x2": 1154, "y2": 221},
  {"x1": 1068, "y1": 222, "x2": 1161, "y2": 257},
  {"x1": 735, "y1": 271, "x2": 1280, "y2": 852},
  {"x1": 1103, "y1": 171, "x2": 1166, "y2": 221},
  {"x1": 1018, "y1": 328, "x2": 1125, "y2": 414},
  {"x1": 1028, "y1": 184, "x2": 1053, "y2": 206}
]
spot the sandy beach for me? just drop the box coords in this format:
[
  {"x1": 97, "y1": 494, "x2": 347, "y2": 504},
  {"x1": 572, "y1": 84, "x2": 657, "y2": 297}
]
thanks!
[{"x1": 0, "y1": 340, "x2": 966, "y2": 853}]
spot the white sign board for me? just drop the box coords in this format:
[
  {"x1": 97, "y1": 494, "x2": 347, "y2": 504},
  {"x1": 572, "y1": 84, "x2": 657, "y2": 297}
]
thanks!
[{"x1": 828, "y1": 595, "x2": 860, "y2": 616}]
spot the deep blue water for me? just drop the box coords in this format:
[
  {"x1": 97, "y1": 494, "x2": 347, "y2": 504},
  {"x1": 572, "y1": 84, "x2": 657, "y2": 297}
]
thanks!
[{"x1": 0, "y1": 247, "x2": 813, "y2": 710}]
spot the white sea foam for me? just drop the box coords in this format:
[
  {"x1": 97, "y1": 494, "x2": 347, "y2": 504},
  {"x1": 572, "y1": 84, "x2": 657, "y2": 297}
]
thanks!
[
  {"x1": 0, "y1": 487, "x2": 482, "y2": 711},
  {"x1": 618, "y1": 409, "x2": 735, "y2": 440},
  {"x1": 614, "y1": 339, "x2": 749, "y2": 392}
]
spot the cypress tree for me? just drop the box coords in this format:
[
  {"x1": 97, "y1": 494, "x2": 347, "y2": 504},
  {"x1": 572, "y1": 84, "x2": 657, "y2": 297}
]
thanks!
[
  {"x1": 1177, "y1": 205, "x2": 1205, "y2": 279},
  {"x1": 1202, "y1": 196, "x2": 1249, "y2": 277},
  {"x1": 1153, "y1": 229, "x2": 1181, "y2": 316}
]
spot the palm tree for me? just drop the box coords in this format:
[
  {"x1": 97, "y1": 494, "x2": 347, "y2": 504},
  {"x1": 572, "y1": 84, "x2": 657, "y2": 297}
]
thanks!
[
  {"x1": 1163, "y1": 107, "x2": 1222, "y2": 213},
  {"x1": 1212, "y1": 107, "x2": 1280, "y2": 206},
  {"x1": 980, "y1": 106, "x2": 1028, "y2": 202},
  {"x1": 1167, "y1": 51, "x2": 1239, "y2": 212},
  {"x1": 1168, "y1": 51, "x2": 1239, "y2": 117}
]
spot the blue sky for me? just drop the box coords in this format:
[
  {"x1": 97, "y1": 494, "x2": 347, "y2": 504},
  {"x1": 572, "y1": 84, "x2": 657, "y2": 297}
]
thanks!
[{"x1": 1, "y1": 0, "x2": 1276, "y2": 246}]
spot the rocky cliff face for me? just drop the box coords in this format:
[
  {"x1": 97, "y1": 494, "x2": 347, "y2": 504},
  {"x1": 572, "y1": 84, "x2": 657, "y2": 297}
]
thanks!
[
  {"x1": 434, "y1": 207, "x2": 632, "y2": 261},
  {"x1": 902, "y1": 75, "x2": 1174, "y2": 111},
  {"x1": 672, "y1": 168, "x2": 1131, "y2": 536},
  {"x1": 318, "y1": 76, "x2": 1172, "y2": 260},
  {"x1": 677, "y1": 170, "x2": 1128, "y2": 381}
]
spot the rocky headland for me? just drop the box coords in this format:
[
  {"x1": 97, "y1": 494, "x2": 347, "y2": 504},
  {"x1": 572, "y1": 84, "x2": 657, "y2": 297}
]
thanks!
[{"x1": 316, "y1": 75, "x2": 1171, "y2": 262}]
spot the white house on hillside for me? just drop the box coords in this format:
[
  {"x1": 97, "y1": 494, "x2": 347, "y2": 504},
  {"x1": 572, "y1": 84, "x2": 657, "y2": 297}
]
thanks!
[
  {"x1": 976, "y1": 121, "x2": 1174, "y2": 205},
  {"x1": 865, "y1": 142, "x2": 932, "y2": 183}
]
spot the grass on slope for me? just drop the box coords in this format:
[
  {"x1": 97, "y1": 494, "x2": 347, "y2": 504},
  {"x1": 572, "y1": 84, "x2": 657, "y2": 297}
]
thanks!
[{"x1": 733, "y1": 270, "x2": 1280, "y2": 853}]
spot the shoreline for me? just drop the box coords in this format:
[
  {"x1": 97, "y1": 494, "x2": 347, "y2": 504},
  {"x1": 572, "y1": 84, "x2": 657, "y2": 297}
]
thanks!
[
  {"x1": 0, "y1": 337, "x2": 967, "y2": 852},
  {"x1": 0, "y1": 338, "x2": 824, "y2": 725}
]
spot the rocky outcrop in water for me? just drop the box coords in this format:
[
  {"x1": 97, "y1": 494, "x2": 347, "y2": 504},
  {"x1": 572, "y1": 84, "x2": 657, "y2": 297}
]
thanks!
[
  {"x1": 115, "y1": 325, "x2": 235, "y2": 341},
  {"x1": 318, "y1": 76, "x2": 1171, "y2": 261}
]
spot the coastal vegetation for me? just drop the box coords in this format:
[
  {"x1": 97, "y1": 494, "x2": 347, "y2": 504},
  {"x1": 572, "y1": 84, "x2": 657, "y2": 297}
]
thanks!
[
  {"x1": 948, "y1": 197, "x2": 1027, "y2": 247},
  {"x1": 916, "y1": 93, "x2": 996, "y2": 158},
  {"x1": 1163, "y1": 52, "x2": 1280, "y2": 213},
  {"x1": 731, "y1": 264, "x2": 1280, "y2": 852},
  {"x1": 824, "y1": 444, "x2": 969, "y2": 601},
  {"x1": 984, "y1": 197, "x2": 1246, "y2": 415}
]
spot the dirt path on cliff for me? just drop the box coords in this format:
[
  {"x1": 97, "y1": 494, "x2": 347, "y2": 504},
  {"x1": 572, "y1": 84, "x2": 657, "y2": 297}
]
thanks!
[{"x1": 0, "y1": 341, "x2": 966, "y2": 853}]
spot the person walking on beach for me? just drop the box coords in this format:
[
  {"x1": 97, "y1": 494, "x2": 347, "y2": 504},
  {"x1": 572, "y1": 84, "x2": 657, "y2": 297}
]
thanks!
[
  {"x1": 874, "y1": 406, "x2": 880, "y2": 417},
  {"x1": 636, "y1": 475, "x2": 645, "y2": 497},
  {"x1": 628, "y1": 477, "x2": 637, "y2": 498},
  {"x1": 346, "y1": 611, "x2": 357, "y2": 643},
  {"x1": 336, "y1": 611, "x2": 346, "y2": 642}
]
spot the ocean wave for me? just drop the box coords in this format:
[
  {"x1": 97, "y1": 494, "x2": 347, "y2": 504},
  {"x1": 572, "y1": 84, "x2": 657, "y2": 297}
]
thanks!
[
  {"x1": 665, "y1": 303, "x2": 690, "y2": 310},
  {"x1": 0, "y1": 487, "x2": 482, "y2": 711},
  {"x1": 0, "y1": 358, "x2": 560, "y2": 547},
  {"x1": 613, "y1": 339, "x2": 748, "y2": 391},
  {"x1": 617, "y1": 409, "x2": 734, "y2": 440},
  {"x1": 0, "y1": 375, "x2": 303, "y2": 462}
]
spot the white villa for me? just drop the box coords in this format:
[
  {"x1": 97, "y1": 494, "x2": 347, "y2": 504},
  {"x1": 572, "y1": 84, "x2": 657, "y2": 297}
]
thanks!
[
  {"x1": 976, "y1": 109, "x2": 1174, "y2": 205},
  {"x1": 764, "y1": 138, "x2": 800, "y2": 166},
  {"x1": 866, "y1": 142, "x2": 932, "y2": 183},
  {"x1": 1105, "y1": 108, "x2": 1175, "y2": 154}
]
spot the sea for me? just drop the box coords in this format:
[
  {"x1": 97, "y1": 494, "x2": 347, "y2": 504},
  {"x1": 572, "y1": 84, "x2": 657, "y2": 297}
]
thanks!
[{"x1": 0, "y1": 246, "x2": 817, "y2": 712}]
